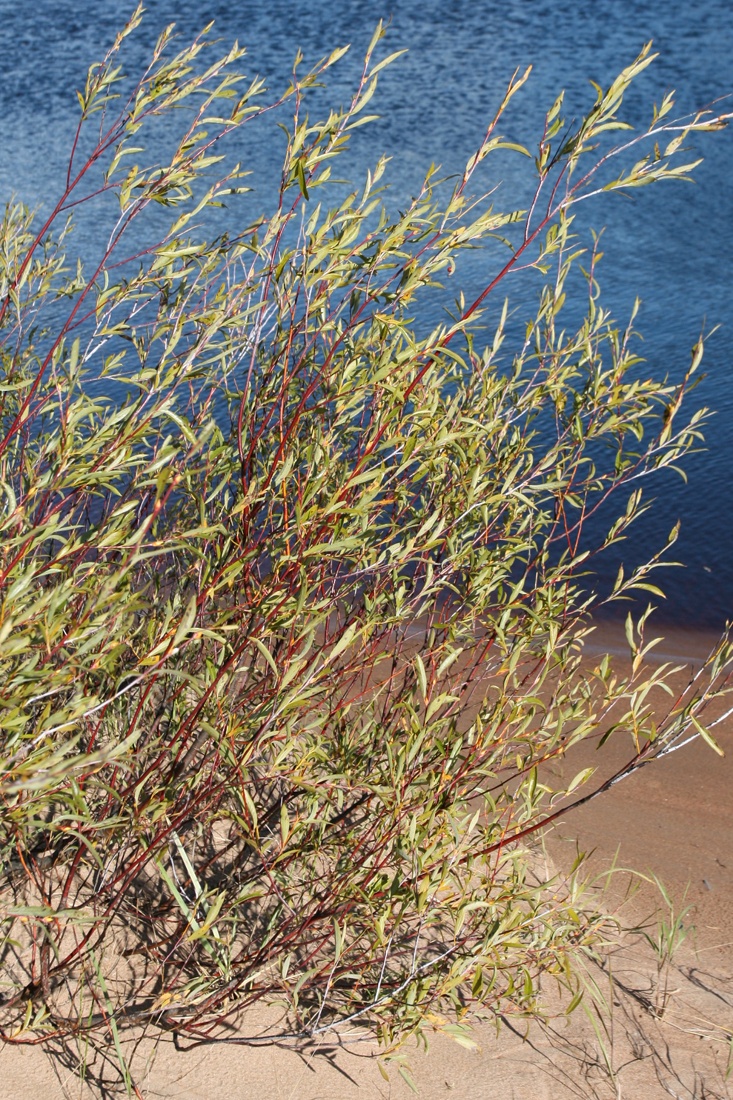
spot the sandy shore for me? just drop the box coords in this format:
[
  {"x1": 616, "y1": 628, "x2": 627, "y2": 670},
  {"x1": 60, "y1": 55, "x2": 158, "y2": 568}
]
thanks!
[{"x1": 2, "y1": 622, "x2": 732, "y2": 1099}]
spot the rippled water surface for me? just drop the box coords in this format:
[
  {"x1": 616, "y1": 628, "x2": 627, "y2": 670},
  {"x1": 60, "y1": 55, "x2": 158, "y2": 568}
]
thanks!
[{"x1": 1, "y1": 0, "x2": 732, "y2": 628}]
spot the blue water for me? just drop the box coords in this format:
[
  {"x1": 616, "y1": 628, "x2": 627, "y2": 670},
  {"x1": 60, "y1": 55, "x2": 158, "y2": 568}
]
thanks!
[{"x1": 1, "y1": 0, "x2": 732, "y2": 629}]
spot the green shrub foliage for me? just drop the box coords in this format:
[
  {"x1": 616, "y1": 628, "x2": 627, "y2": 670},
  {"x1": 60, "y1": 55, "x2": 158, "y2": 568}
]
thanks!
[{"x1": 1, "y1": 6, "x2": 731, "y2": 1074}]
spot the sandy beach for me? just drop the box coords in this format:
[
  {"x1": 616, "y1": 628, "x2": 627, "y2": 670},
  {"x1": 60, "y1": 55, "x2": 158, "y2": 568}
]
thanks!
[{"x1": 2, "y1": 623, "x2": 732, "y2": 1099}]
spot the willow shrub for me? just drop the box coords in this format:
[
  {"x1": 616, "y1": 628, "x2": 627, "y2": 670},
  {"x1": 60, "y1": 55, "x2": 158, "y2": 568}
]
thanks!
[{"x1": 1, "y1": 6, "x2": 732, "y2": 1083}]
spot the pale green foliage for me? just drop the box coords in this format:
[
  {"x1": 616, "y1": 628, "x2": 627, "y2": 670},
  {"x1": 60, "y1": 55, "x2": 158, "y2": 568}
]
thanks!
[{"x1": 0, "y1": 9, "x2": 731, "y2": 1086}]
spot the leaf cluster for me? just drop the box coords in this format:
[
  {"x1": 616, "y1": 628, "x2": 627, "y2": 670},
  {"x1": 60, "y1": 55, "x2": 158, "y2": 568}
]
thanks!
[{"x1": 0, "y1": 14, "x2": 731, "y2": 1087}]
